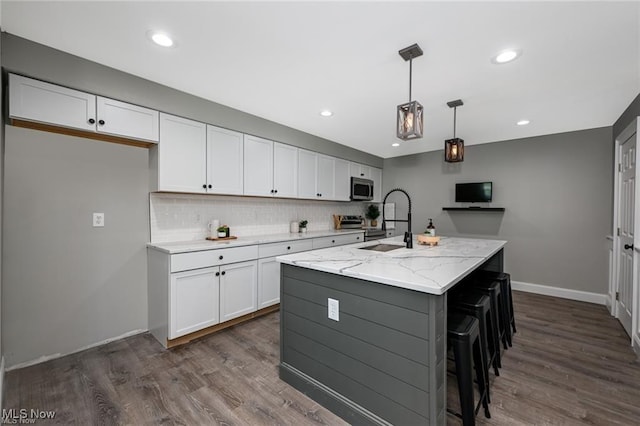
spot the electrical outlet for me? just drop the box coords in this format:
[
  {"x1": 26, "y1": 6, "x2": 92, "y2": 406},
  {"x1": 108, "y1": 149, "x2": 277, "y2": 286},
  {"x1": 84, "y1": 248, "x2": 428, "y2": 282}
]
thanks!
[
  {"x1": 93, "y1": 213, "x2": 105, "y2": 227},
  {"x1": 328, "y1": 298, "x2": 339, "y2": 321}
]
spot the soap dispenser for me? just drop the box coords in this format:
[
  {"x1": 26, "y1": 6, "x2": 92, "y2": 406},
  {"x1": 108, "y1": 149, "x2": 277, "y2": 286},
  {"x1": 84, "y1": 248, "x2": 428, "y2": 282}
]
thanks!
[{"x1": 426, "y1": 219, "x2": 435, "y2": 236}]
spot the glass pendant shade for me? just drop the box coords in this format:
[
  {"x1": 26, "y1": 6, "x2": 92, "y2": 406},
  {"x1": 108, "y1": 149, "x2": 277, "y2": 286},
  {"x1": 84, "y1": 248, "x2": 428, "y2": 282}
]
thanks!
[
  {"x1": 397, "y1": 100, "x2": 424, "y2": 140},
  {"x1": 445, "y1": 137, "x2": 464, "y2": 162}
]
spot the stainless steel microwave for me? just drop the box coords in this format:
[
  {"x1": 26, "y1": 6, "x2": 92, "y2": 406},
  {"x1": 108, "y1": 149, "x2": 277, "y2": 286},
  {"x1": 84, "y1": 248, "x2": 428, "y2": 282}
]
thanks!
[{"x1": 350, "y1": 177, "x2": 374, "y2": 201}]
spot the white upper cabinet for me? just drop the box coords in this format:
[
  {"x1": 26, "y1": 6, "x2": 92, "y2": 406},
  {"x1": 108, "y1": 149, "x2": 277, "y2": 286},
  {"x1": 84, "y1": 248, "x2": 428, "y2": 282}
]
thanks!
[
  {"x1": 371, "y1": 167, "x2": 383, "y2": 202},
  {"x1": 349, "y1": 162, "x2": 372, "y2": 179},
  {"x1": 158, "y1": 113, "x2": 207, "y2": 193},
  {"x1": 273, "y1": 142, "x2": 298, "y2": 198},
  {"x1": 9, "y1": 74, "x2": 159, "y2": 142},
  {"x1": 9, "y1": 73, "x2": 96, "y2": 132},
  {"x1": 334, "y1": 158, "x2": 351, "y2": 201},
  {"x1": 298, "y1": 149, "x2": 318, "y2": 199},
  {"x1": 243, "y1": 135, "x2": 274, "y2": 196},
  {"x1": 207, "y1": 125, "x2": 244, "y2": 195},
  {"x1": 244, "y1": 137, "x2": 298, "y2": 198},
  {"x1": 317, "y1": 154, "x2": 335, "y2": 200},
  {"x1": 96, "y1": 96, "x2": 159, "y2": 142}
]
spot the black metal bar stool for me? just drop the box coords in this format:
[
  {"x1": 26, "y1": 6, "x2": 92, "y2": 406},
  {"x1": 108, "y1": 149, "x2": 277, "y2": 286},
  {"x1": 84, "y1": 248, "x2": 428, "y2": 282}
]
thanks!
[
  {"x1": 450, "y1": 292, "x2": 501, "y2": 387},
  {"x1": 473, "y1": 278, "x2": 509, "y2": 350},
  {"x1": 478, "y1": 271, "x2": 517, "y2": 344},
  {"x1": 447, "y1": 312, "x2": 491, "y2": 425}
]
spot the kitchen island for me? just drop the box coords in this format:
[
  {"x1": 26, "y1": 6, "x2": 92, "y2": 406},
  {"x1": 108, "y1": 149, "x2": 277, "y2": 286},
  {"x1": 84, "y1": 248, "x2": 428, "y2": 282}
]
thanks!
[{"x1": 276, "y1": 235, "x2": 506, "y2": 425}]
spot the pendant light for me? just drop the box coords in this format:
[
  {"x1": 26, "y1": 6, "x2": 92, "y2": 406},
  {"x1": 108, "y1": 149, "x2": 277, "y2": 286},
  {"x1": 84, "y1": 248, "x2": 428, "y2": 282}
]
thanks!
[
  {"x1": 397, "y1": 43, "x2": 424, "y2": 140},
  {"x1": 445, "y1": 99, "x2": 464, "y2": 162}
]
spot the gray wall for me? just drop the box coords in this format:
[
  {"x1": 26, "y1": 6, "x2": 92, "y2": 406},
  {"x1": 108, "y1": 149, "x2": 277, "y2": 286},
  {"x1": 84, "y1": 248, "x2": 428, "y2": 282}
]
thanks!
[
  {"x1": 1, "y1": 32, "x2": 382, "y2": 168},
  {"x1": 383, "y1": 127, "x2": 613, "y2": 294},
  {"x1": 2, "y1": 126, "x2": 149, "y2": 367}
]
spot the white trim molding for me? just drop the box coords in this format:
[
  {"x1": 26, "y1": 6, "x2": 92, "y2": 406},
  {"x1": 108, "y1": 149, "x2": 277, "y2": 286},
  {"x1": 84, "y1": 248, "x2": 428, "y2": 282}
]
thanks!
[
  {"x1": 512, "y1": 281, "x2": 608, "y2": 305},
  {"x1": 0, "y1": 356, "x2": 5, "y2": 414},
  {"x1": 6, "y1": 329, "x2": 146, "y2": 372}
]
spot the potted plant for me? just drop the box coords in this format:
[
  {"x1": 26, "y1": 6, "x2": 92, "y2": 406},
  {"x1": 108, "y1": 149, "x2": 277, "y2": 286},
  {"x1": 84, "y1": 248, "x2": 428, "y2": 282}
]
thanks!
[
  {"x1": 217, "y1": 225, "x2": 229, "y2": 238},
  {"x1": 365, "y1": 204, "x2": 380, "y2": 227},
  {"x1": 299, "y1": 220, "x2": 308, "y2": 233}
]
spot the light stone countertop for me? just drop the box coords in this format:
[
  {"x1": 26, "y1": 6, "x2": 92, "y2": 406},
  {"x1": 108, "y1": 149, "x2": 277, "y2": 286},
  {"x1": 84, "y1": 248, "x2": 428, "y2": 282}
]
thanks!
[
  {"x1": 277, "y1": 235, "x2": 507, "y2": 295},
  {"x1": 147, "y1": 229, "x2": 366, "y2": 254}
]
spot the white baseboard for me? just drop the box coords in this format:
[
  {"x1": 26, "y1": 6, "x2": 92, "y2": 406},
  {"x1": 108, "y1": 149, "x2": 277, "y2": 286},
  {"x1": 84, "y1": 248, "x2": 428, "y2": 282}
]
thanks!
[
  {"x1": 0, "y1": 356, "x2": 5, "y2": 414},
  {"x1": 512, "y1": 281, "x2": 608, "y2": 305},
  {"x1": 6, "y1": 329, "x2": 146, "y2": 372}
]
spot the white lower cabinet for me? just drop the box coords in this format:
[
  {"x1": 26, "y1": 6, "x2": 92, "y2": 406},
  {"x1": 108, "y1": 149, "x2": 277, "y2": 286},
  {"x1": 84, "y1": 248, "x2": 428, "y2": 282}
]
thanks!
[
  {"x1": 170, "y1": 267, "x2": 220, "y2": 339},
  {"x1": 258, "y1": 257, "x2": 280, "y2": 309},
  {"x1": 219, "y1": 260, "x2": 258, "y2": 322}
]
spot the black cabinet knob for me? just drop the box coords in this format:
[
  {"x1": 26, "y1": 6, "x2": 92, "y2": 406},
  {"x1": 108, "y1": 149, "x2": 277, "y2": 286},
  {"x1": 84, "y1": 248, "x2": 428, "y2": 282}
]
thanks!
[
  {"x1": 287, "y1": 246, "x2": 291, "y2": 250},
  {"x1": 202, "y1": 184, "x2": 207, "y2": 189},
  {"x1": 208, "y1": 184, "x2": 212, "y2": 189},
  {"x1": 357, "y1": 236, "x2": 360, "y2": 240},
  {"x1": 215, "y1": 272, "x2": 220, "y2": 277},
  {"x1": 274, "y1": 189, "x2": 278, "y2": 194},
  {"x1": 270, "y1": 189, "x2": 274, "y2": 194},
  {"x1": 221, "y1": 271, "x2": 226, "y2": 276},
  {"x1": 625, "y1": 243, "x2": 634, "y2": 251},
  {"x1": 219, "y1": 255, "x2": 224, "y2": 260},
  {"x1": 360, "y1": 173, "x2": 364, "y2": 177},
  {"x1": 332, "y1": 240, "x2": 335, "y2": 243},
  {"x1": 98, "y1": 119, "x2": 105, "y2": 126},
  {"x1": 88, "y1": 118, "x2": 95, "y2": 124}
]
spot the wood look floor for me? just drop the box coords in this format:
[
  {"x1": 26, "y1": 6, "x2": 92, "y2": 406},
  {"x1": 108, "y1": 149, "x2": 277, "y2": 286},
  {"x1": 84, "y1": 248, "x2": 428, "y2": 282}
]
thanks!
[{"x1": 5, "y1": 291, "x2": 640, "y2": 425}]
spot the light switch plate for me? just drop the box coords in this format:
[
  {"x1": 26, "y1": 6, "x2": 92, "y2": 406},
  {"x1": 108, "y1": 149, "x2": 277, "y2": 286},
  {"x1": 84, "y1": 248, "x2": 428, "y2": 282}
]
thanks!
[
  {"x1": 328, "y1": 298, "x2": 339, "y2": 321},
  {"x1": 93, "y1": 213, "x2": 105, "y2": 227}
]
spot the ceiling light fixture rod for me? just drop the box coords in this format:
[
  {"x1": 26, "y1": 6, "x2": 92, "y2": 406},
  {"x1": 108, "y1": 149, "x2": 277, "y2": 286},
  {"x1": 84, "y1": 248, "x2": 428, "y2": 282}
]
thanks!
[
  {"x1": 447, "y1": 99, "x2": 464, "y2": 137},
  {"x1": 399, "y1": 44, "x2": 423, "y2": 103}
]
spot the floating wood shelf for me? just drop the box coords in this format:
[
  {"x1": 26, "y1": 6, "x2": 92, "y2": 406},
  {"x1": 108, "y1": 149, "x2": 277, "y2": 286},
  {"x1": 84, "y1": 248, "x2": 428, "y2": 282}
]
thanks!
[{"x1": 442, "y1": 207, "x2": 506, "y2": 212}]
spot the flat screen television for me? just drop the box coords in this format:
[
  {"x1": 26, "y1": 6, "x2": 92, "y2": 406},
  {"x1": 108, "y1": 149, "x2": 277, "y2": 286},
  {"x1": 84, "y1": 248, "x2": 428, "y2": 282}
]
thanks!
[{"x1": 455, "y1": 182, "x2": 492, "y2": 203}]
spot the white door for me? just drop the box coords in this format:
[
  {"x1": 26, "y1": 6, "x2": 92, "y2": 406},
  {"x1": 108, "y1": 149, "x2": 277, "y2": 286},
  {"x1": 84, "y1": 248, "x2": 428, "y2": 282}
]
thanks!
[
  {"x1": 9, "y1": 73, "x2": 97, "y2": 132},
  {"x1": 273, "y1": 142, "x2": 298, "y2": 198},
  {"x1": 618, "y1": 130, "x2": 636, "y2": 336},
  {"x1": 334, "y1": 158, "x2": 351, "y2": 201},
  {"x1": 219, "y1": 260, "x2": 258, "y2": 322},
  {"x1": 158, "y1": 113, "x2": 207, "y2": 193},
  {"x1": 317, "y1": 154, "x2": 335, "y2": 200},
  {"x1": 96, "y1": 96, "x2": 159, "y2": 142},
  {"x1": 169, "y1": 267, "x2": 220, "y2": 339},
  {"x1": 258, "y1": 257, "x2": 281, "y2": 309},
  {"x1": 243, "y1": 135, "x2": 274, "y2": 196},
  {"x1": 298, "y1": 149, "x2": 318, "y2": 199},
  {"x1": 207, "y1": 125, "x2": 244, "y2": 195}
]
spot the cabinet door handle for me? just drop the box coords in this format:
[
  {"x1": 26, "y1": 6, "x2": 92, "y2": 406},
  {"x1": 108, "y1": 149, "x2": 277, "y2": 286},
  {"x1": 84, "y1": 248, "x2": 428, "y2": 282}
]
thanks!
[
  {"x1": 88, "y1": 118, "x2": 95, "y2": 124},
  {"x1": 332, "y1": 240, "x2": 335, "y2": 243},
  {"x1": 625, "y1": 243, "x2": 634, "y2": 251},
  {"x1": 287, "y1": 246, "x2": 291, "y2": 250},
  {"x1": 208, "y1": 184, "x2": 212, "y2": 189},
  {"x1": 360, "y1": 173, "x2": 364, "y2": 176},
  {"x1": 221, "y1": 271, "x2": 226, "y2": 276},
  {"x1": 356, "y1": 236, "x2": 360, "y2": 240},
  {"x1": 98, "y1": 119, "x2": 105, "y2": 126},
  {"x1": 215, "y1": 272, "x2": 220, "y2": 277},
  {"x1": 270, "y1": 189, "x2": 274, "y2": 194},
  {"x1": 274, "y1": 189, "x2": 278, "y2": 194},
  {"x1": 219, "y1": 255, "x2": 224, "y2": 260},
  {"x1": 202, "y1": 184, "x2": 207, "y2": 189}
]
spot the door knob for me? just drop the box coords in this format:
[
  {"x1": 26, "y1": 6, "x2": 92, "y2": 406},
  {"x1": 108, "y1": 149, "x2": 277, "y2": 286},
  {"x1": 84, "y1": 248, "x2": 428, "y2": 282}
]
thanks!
[{"x1": 625, "y1": 243, "x2": 634, "y2": 250}]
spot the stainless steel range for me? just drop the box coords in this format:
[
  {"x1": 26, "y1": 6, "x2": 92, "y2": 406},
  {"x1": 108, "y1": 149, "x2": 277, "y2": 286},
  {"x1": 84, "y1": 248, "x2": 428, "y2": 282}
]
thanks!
[{"x1": 336, "y1": 215, "x2": 386, "y2": 241}]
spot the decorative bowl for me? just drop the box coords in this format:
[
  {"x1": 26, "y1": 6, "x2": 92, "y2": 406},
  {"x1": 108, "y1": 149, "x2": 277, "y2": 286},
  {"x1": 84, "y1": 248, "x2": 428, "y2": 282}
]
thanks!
[{"x1": 417, "y1": 234, "x2": 440, "y2": 246}]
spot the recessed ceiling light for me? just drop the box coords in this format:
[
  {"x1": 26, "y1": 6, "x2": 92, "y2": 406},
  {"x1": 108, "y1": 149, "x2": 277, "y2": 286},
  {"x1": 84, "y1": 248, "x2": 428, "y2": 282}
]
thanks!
[
  {"x1": 492, "y1": 49, "x2": 521, "y2": 64},
  {"x1": 320, "y1": 110, "x2": 333, "y2": 117},
  {"x1": 517, "y1": 120, "x2": 530, "y2": 126},
  {"x1": 392, "y1": 143, "x2": 400, "y2": 147},
  {"x1": 148, "y1": 31, "x2": 174, "y2": 47}
]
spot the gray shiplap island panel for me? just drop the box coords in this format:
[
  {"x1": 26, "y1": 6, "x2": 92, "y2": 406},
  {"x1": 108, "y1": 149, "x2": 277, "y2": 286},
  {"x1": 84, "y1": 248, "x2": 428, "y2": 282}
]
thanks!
[{"x1": 279, "y1": 264, "x2": 446, "y2": 425}]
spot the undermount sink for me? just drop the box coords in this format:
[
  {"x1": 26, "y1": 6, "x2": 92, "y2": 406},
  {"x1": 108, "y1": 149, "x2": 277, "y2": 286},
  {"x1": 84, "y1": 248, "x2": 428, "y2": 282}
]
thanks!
[{"x1": 359, "y1": 243, "x2": 404, "y2": 252}]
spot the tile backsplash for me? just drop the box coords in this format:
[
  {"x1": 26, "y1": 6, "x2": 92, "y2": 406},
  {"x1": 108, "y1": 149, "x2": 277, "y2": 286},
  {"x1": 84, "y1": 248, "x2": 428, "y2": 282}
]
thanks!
[{"x1": 150, "y1": 193, "x2": 368, "y2": 243}]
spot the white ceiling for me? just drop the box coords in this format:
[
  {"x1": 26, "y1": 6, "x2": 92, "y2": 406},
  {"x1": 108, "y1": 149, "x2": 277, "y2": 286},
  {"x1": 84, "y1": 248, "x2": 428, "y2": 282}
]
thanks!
[{"x1": 2, "y1": 1, "x2": 639, "y2": 159}]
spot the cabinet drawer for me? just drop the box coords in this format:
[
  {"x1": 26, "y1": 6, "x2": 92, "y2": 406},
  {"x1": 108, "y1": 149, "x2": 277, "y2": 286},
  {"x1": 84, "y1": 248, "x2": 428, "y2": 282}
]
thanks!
[
  {"x1": 312, "y1": 233, "x2": 364, "y2": 249},
  {"x1": 259, "y1": 239, "x2": 313, "y2": 258},
  {"x1": 171, "y1": 245, "x2": 258, "y2": 272}
]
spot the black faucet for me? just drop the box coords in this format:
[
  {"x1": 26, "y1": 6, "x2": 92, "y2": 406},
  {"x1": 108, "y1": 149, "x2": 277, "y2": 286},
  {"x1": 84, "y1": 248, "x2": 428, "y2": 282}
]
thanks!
[{"x1": 382, "y1": 188, "x2": 412, "y2": 249}]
